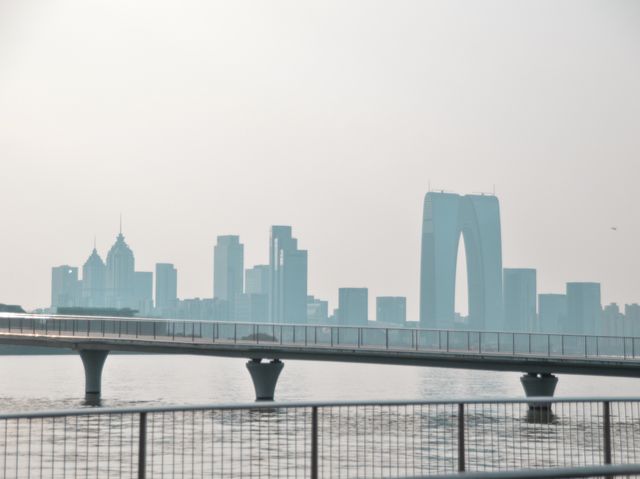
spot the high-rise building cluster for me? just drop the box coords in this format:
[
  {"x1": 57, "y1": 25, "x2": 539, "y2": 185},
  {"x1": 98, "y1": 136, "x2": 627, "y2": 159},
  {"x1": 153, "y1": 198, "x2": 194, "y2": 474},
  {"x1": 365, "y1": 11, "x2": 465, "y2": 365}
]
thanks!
[
  {"x1": 50, "y1": 225, "x2": 406, "y2": 326},
  {"x1": 51, "y1": 231, "x2": 154, "y2": 315},
  {"x1": 418, "y1": 191, "x2": 639, "y2": 336},
  {"x1": 48, "y1": 193, "x2": 637, "y2": 335}
]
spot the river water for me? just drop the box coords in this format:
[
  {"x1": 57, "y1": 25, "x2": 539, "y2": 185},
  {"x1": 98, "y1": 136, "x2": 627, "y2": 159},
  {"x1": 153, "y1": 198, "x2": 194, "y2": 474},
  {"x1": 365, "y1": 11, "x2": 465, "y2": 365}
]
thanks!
[
  {"x1": 1, "y1": 356, "x2": 640, "y2": 478},
  {"x1": 1, "y1": 354, "x2": 640, "y2": 411}
]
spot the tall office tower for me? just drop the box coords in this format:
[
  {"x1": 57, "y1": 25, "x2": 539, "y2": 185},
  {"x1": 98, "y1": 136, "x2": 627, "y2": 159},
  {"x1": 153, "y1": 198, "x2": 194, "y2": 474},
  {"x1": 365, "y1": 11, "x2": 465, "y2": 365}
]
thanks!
[
  {"x1": 134, "y1": 271, "x2": 153, "y2": 315},
  {"x1": 155, "y1": 263, "x2": 177, "y2": 314},
  {"x1": 214, "y1": 235, "x2": 244, "y2": 319},
  {"x1": 81, "y1": 246, "x2": 106, "y2": 307},
  {"x1": 105, "y1": 231, "x2": 136, "y2": 308},
  {"x1": 307, "y1": 296, "x2": 329, "y2": 323},
  {"x1": 624, "y1": 304, "x2": 640, "y2": 337},
  {"x1": 376, "y1": 296, "x2": 407, "y2": 325},
  {"x1": 566, "y1": 282, "x2": 601, "y2": 335},
  {"x1": 51, "y1": 265, "x2": 80, "y2": 309},
  {"x1": 269, "y1": 226, "x2": 308, "y2": 324},
  {"x1": 338, "y1": 288, "x2": 368, "y2": 326},
  {"x1": 420, "y1": 192, "x2": 503, "y2": 331},
  {"x1": 503, "y1": 268, "x2": 537, "y2": 332},
  {"x1": 245, "y1": 265, "x2": 270, "y2": 295},
  {"x1": 602, "y1": 303, "x2": 624, "y2": 336},
  {"x1": 538, "y1": 294, "x2": 567, "y2": 334}
]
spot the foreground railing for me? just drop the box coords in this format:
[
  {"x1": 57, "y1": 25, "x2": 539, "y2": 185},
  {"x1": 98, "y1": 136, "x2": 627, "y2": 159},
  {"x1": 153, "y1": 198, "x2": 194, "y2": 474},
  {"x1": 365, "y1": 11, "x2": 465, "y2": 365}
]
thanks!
[
  {"x1": 1, "y1": 397, "x2": 640, "y2": 478},
  {"x1": 1, "y1": 312, "x2": 640, "y2": 361}
]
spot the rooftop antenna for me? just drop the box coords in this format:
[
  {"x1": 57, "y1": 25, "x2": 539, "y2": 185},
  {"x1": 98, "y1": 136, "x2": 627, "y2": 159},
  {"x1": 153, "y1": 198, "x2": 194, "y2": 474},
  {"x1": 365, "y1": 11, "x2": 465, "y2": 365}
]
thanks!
[{"x1": 93, "y1": 235, "x2": 97, "y2": 250}]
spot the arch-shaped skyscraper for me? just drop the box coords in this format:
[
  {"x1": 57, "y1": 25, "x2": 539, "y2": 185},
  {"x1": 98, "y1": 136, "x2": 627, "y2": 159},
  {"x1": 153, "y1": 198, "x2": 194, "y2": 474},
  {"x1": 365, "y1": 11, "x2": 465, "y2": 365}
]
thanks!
[{"x1": 419, "y1": 192, "x2": 503, "y2": 331}]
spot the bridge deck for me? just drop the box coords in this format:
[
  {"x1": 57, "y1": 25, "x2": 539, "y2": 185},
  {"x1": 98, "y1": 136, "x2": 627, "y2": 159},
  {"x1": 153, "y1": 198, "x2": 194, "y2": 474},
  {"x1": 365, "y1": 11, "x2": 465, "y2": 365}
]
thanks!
[{"x1": 1, "y1": 313, "x2": 639, "y2": 377}]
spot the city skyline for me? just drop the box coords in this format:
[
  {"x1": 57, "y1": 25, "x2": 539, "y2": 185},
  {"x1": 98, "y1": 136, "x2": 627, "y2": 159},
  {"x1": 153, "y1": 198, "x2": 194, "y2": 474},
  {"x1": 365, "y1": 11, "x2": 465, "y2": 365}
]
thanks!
[
  {"x1": 2, "y1": 1, "x2": 639, "y2": 318},
  {"x1": 41, "y1": 190, "x2": 639, "y2": 328}
]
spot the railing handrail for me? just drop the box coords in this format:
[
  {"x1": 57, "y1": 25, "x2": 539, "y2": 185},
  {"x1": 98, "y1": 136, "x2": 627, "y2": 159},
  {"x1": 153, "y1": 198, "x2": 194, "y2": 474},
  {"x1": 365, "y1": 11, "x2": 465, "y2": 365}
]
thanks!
[
  {"x1": 1, "y1": 395, "x2": 639, "y2": 421},
  {"x1": 411, "y1": 463, "x2": 640, "y2": 479},
  {"x1": 0, "y1": 312, "x2": 637, "y2": 343}
]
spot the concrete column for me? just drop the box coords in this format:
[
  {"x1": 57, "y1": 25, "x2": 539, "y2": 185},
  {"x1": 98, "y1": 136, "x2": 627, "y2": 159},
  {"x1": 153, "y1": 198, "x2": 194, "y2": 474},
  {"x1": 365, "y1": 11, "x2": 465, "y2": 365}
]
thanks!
[
  {"x1": 520, "y1": 372, "x2": 558, "y2": 422},
  {"x1": 246, "y1": 359, "x2": 284, "y2": 401},
  {"x1": 79, "y1": 350, "x2": 109, "y2": 403}
]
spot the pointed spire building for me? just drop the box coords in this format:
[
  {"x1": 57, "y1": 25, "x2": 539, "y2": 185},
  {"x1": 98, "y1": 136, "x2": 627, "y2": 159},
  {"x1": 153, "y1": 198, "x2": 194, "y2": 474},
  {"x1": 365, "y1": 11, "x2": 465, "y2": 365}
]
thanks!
[{"x1": 82, "y1": 243, "x2": 106, "y2": 307}]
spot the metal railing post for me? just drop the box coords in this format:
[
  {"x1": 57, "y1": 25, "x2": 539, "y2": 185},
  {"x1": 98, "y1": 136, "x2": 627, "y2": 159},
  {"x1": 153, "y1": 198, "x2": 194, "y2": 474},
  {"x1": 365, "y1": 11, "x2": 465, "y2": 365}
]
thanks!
[
  {"x1": 603, "y1": 401, "x2": 612, "y2": 465},
  {"x1": 446, "y1": 331, "x2": 449, "y2": 352},
  {"x1": 584, "y1": 337, "x2": 588, "y2": 358},
  {"x1": 547, "y1": 334, "x2": 551, "y2": 356},
  {"x1": 528, "y1": 334, "x2": 531, "y2": 354},
  {"x1": 311, "y1": 406, "x2": 318, "y2": 479},
  {"x1": 138, "y1": 411, "x2": 147, "y2": 479},
  {"x1": 512, "y1": 333, "x2": 515, "y2": 355},
  {"x1": 467, "y1": 331, "x2": 470, "y2": 351},
  {"x1": 561, "y1": 335, "x2": 565, "y2": 355},
  {"x1": 458, "y1": 403, "x2": 465, "y2": 472},
  {"x1": 385, "y1": 329, "x2": 389, "y2": 350},
  {"x1": 234, "y1": 323, "x2": 237, "y2": 343},
  {"x1": 479, "y1": 333, "x2": 482, "y2": 353}
]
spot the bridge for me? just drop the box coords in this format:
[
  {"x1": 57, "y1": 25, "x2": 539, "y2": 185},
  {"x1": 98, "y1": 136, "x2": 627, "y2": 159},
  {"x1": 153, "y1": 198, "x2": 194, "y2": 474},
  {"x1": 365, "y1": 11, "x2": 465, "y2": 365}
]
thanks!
[{"x1": 1, "y1": 313, "x2": 639, "y2": 402}]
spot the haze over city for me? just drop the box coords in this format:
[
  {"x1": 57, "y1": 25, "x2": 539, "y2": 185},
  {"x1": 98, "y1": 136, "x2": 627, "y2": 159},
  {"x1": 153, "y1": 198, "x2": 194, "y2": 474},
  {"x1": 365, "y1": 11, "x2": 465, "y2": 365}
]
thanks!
[{"x1": 1, "y1": 0, "x2": 639, "y2": 318}]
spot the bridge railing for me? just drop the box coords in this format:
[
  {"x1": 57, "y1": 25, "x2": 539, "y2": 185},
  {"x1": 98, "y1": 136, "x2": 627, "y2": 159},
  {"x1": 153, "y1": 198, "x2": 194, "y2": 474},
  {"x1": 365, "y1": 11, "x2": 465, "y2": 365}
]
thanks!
[
  {"x1": 1, "y1": 313, "x2": 640, "y2": 360},
  {"x1": 1, "y1": 397, "x2": 640, "y2": 478}
]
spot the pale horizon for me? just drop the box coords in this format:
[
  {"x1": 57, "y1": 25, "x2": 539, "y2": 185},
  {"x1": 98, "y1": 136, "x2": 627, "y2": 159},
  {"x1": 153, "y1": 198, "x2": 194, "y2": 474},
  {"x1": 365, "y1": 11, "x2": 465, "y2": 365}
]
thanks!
[{"x1": 1, "y1": 0, "x2": 639, "y2": 317}]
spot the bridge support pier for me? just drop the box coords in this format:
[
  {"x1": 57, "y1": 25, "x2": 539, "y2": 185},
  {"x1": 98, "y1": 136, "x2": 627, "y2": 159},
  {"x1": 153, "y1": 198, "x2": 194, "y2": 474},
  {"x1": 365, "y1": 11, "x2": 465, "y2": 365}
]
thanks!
[
  {"x1": 246, "y1": 359, "x2": 284, "y2": 401},
  {"x1": 79, "y1": 350, "x2": 109, "y2": 403},
  {"x1": 521, "y1": 372, "x2": 558, "y2": 422}
]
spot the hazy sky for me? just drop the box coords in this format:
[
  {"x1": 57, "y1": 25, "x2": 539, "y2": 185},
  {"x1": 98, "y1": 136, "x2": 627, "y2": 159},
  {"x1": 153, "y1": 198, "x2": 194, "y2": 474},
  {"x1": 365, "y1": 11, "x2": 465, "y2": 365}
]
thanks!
[{"x1": 1, "y1": 0, "x2": 639, "y2": 317}]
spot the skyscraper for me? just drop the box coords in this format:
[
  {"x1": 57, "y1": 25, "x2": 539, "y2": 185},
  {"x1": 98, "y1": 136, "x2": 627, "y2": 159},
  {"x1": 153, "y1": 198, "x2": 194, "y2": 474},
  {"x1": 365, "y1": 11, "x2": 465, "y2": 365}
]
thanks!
[
  {"x1": 338, "y1": 288, "x2": 368, "y2": 326},
  {"x1": 566, "y1": 282, "x2": 601, "y2": 335},
  {"x1": 245, "y1": 265, "x2": 270, "y2": 295},
  {"x1": 155, "y1": 263, "x2": 177, "y2": 314},
  {"x1": 376, "y1": 296, "x2": 406, "y2": 325},
  {"x1": 214, "y1": 235, "x2": 244, "y2": 319},
  {"x1": 503, "y1": 268, "x2": 537, "y2": 332},
  {"x1": 625, "y1": 304, "x2": 640, "y2": 337},
  {"x1": 307, "y1": 296, "x2": 329, "y2": 323},
  {"x1": 420, "y1": 192, "x2": 503, "y2": 331},
  {"x1": 81, "y1": 246, "x2": 106, "y2": 307},
  {"x1": 105, "y1": 231, "x2": 136, "y2": 308},
  {"x1": 538, "y1": 294, "x2": 567, "y2": 334},
  {"x1": 134, "y1": 271, "x2": 153, "y2": 315},
  {"x1": 51, "y1": 265, "x2": 79, "y2": 309},
  {"x1": 269, "y1": 226, "x2": 308, "y2": 324}
]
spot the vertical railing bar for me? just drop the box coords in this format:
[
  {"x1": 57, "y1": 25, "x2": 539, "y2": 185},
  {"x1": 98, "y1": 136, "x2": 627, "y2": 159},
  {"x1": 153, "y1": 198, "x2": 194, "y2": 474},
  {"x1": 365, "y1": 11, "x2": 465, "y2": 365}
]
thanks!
[
  {"x1": 603, "y1": 401, "x2": 612, "y2": 466},
  {"x1": 311, "y1": 406, "x2": 318, "y2": 479},
  {"x1": 138, "y1": 412, "x2": 147, "y2": 479},
  {"x1": 458, "y1": 403, "x2": 465, "y2": 472}
]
